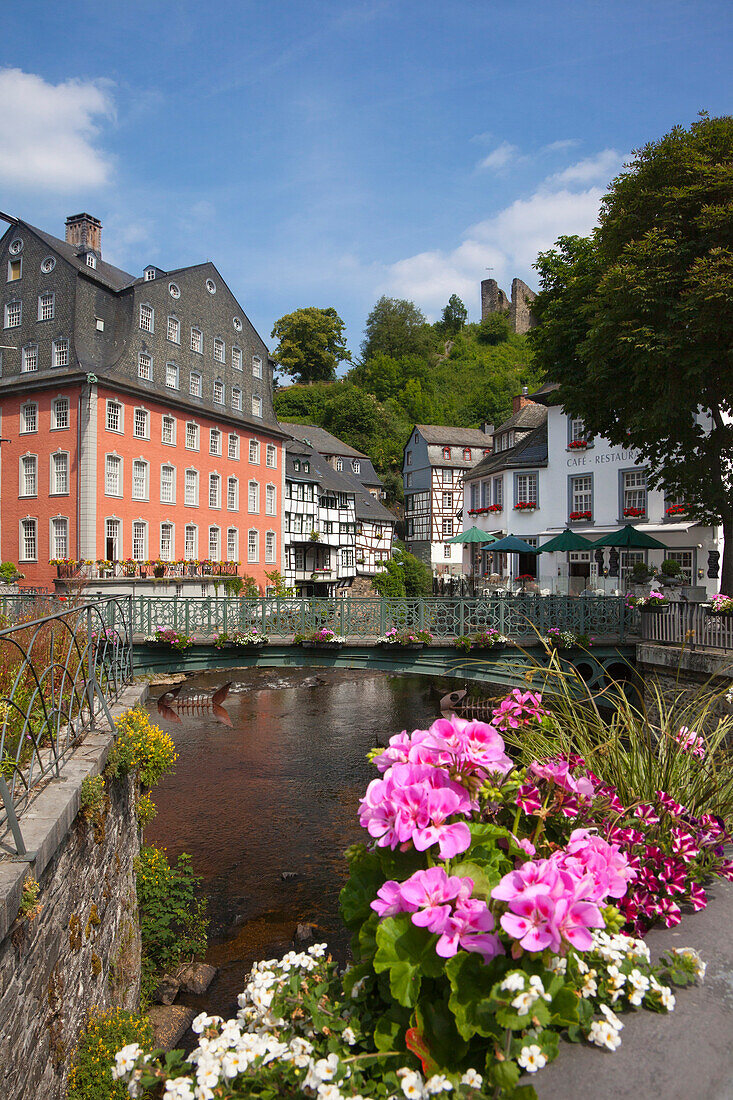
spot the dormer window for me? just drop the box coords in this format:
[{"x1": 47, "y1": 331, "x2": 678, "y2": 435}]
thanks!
[
  {"x1": 443, "y1": 447, "x2": 451, "y2": 460},
  {"x1": 463, "y1": 448, "x2": 471, "y2": 461},
  {"x1": 352, "y1": 460, "x2": 360, "y2": 474},
  {"x1": 86, "y1": 252, "x2": 97, "y2": 269},
  {"x1": 293, "y1": 459, "x2": 300, "y2": 471},
  {"x1": 144, "y1": 266, "x2": 156, "y2": 281}
]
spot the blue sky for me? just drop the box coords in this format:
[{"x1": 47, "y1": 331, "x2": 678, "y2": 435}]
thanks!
[{"x1": 1, "y1": 0, "x2": 730, "y2": 357}]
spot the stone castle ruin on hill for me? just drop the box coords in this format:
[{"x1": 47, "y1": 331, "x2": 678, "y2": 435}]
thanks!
[{"x1": 480, "y1": 277, "x2": 537, "y2": 334}]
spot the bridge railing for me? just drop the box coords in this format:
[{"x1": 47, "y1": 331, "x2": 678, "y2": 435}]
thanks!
[
  {"x1": 0, "y1": 596, "x2": 133, "y2": 856},
  {"x1": 640, "y1": 602, "x2": 733, "y2": 651},
  {"x1": 120, "y1": 595, "x2": 637, "y2": 641}
]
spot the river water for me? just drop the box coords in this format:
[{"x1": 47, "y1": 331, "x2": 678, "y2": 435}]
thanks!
[{"x1": 145, "y1": 668, "x2": 445, "y2": 1018}]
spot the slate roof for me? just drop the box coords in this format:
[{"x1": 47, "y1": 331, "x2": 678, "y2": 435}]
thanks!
[
  {"x1": 413, "y1": 424, "x2": 494, "y2": 447},
  {"x1": 335, "y1": 469, "x2": 396, "y2": 524},
  {"x1": 279, "y1": 422, "x2": 383, "y2": 487},
  {"x1": 21, "y1": 220, "x2": 137, "y2": 292},
  {"x1": 285, "y1": 439, "x2": 320, "y2": 482},
  {"x1": 493, "y1": 403, "x2": 547, "y2": 435},
  {"x1": 465, "y1": 422, "x2": 548, "y2": 480}
]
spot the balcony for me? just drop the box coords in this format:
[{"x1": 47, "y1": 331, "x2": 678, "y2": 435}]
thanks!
[{"x1": 52, "y1": 559, "x2": 239, "y2": 581}]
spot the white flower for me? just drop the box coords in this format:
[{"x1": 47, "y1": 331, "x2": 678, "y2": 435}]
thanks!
[
  {"x1": 581, "y1": 970, "x2": 598, "y2": 999},
  {"x1": 588, "y1": 1021, "x2": 622, "y2": 1051},
  {"x1": 341, "y1": 1026, "x2": 357, "y2": 1046},
  {"x1": 671, "y1": 947, "x2": 706, "y2": 980},
  {"x1": 425, "y1": 1075, "x2": 453, "y2": 1093},
  {"x1": 191, "y1": 1013, "x2": 221, "y2": 1035},
  {"x1": 500, "y1": 972, "x2": 526, "y2": 993},
  {"x1": 314, "y1": 1054, "x2": 340, "y2": 1082},
  {"x1": 599, "y1": 1004, "x2": 624, "y2": 1031},
  {"x1": 576, "y1": 958, "x2": 589, "y2": 975},
  {"x1": 460, "y1": 1069, "x2": 483, "y2": 1088},
  {"x1": 112, "y1": 1043, "x2": 141, "y2": 1078},
  {"x1": 318, "y1": 1086, "x2": 343, "y2": 1100},
  {"x1": 163, "y1": 1080, "x2": 195, "y2": 1100},
  {"x1": 528, "y1": 975, "x2": 552, "y2": 1002},
  {"x1": 517, "y1": 1045, "x2": 547, "y2": 1073},
  {"x1": 605, "y1": 964, "x2": 626, "y2": 1003},
  {"x1": 548, "y1": 955, "x2": 568, "y2": 975},
  {"x1": 401, "y1": 1070, "x2": 426, "y2": 1099},
  {"x1": 511, "y1": 989, "x2": 540, "y2": 1016},
  {"x1": 626, "y1": 968, "x2": 650, "y2": 1006},
  {"x1": 657, "y1": 984, "x2": 676, "y2": 1010}
]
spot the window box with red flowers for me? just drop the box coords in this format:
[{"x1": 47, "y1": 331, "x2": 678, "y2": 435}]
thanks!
[
  {"x1": 623, "y1": 507, "x2": 646, "y2": 519},
  {"x1": 665, "y1": 504, "x2": 689, "y2": 517},
  {"x1": 569, "y1": 511, "x2": 592, "y2": 522},
  {"x1": 514, "y1": 501, "x2": 537, "y2": 511},
  {"x1": 567, "y1": 439, "x2": 589, "y2": 450}
]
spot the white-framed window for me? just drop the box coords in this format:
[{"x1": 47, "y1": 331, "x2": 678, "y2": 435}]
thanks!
[
  {"x1": 231, "y1": 387, "x2": 242, "y2": 411},
  {"x1": 161, "y1": 415, "x2": 175, "y2": 445},
  {"x1": 132, "y1": 520, "x2": 147, "y2": 561},
  {"x1": 186, "y1": 422, "x2": 199, "y2": 450},
  {"x1": 106, "y1": 400, "x2": 122, "y2": 433},
  {"x1": 210, "y1": 428, "x2": 222, "y2": 456},
  {"x1": 252, "y1": 355, "x2": 262, "y2": 379},
  {"x1": 38, "y1": 292, "x2": 54, "y2": 321},
  {"x1": 139, "y1": 303, "x2": 153, "y2": 332},
  {"x1": 144, "y1": 266, "x2": 156, "y2": 281},
  {"x1": 53, "y1": 338, "x2": 69, "y2": 367},
  {"x1": 132, "y1": 459, "x2": 149, "y2": 500},
  {"x1": 266, "y1": 443, "x2": 276, "y2": 468},
  {"x1": 228, "y1": 433, "x2": 239, "y2": 460},
  {"x1": 248, "y1": 480, "x2": 260, "y2": 513},
  {"x1": 443, "y1": 491, "x2": 453, "y2": 511},
  {"x1": 442, "y1": 518, "x2": 453, "y2": 538},
  {"x1": 213, "y1": 379, "x2": 225, "y2": 404},
  {"x1": 184, "y1": 524, "x2": 197, "y2": 560},
  {"x1": 265, "y1": 530, "x2": 276, "y2": 564},
  {"x1": 569, "y1": 417, "x2": 586, "y2": 444},
  {"x1": 190, "y1": 371, "x2": 202, "y2": 397},
  {"x1": 352, "y1": 459, "x2": 360, "y2": 474},
  {"x1": 515, "y1": 473, "x2": 538, "y2": 506},
  {"x1": 105, "y1": 454, "x2": 122, "y2": 496},
  {"x1": 406, "y1": 451, "x2": 413, "y2": 466},
  {"x1": 247, "y1": 529, "x2": 259, "y2": 563},
  {"x1": 185, "y1": 469, "x2": 199, "y2": 506},
  {"x1": 252, "y1": 395, "x2": 263, "y2": 417},
  {"x1": 227, "y1": 477, "x2": 238, "y2": 511},
  {"x1": 134, "y1": 407, "x2": 149, "y2": 439},
  {"x1": 22, "y1": 345, "x2": 38, "y2": 373},
  {"x1": 232, "y1": 346, "x2": 242, "y2": 371},
  {"x1": 208, "y1": 526, "x2": 221, "y2": 561},
  {"x1": 160, "y1": 522, "x2": 174, "y2": 561},
  {"x1": 190, "y1": 327, "x2": 203, "y2": 354},
  {"x1": 622, "y1": 470, "x2": 647, "y2": 514},
  {"x1": 20, "y1": 402, "x2": 37, "y2": 433},
  {"x1": 443, "y1": 543, "x2": 452, "y2": 559},
  {"x1": 20, "y1": 518, "x2": 37, "y2": 561},
  {"x1": 206, "y1": 278, "x2": 216, "y2": 294},
  {"x1": 341, "y1": 548, "x2": 354, "y2": 570},
  {"x1": 5, "y1": 300, "x2": 21, "y2": 328},
  {"x1": 209, "y1": 473, "x2": 221, "y2": 509},
  {"x1": 52, "y1": 398, "x2": 69, "y2": 430},
  {"x1": 168, "y1": 281, "x2": 180, "y2": 299},
  {"x1": 86, "y1": 252, "x2": 97, "y2": 269},
  {"x1": 95, "y1": 317, "x2": 104, "y2": 331},
  {"x1": 51, "y1": 517, "x2": 68, "y2": 560},
  {"x1": 249, "y1": 439, "x2": 260, "y2": 464},
  {"x1": 105, "y1": 518, "x2": 121, "y2": 561},
  {"x1": 51, "y1": 451, "x2": 68, "y2": 494},
  {"x1": 667, "y1": 549, "x2": 694, "y2": 585},
  {"x1": 7, "y1": 257, "x2": 21, "y2": 282},
  {"x1": 213, "y1": 337, "x2": 225, "y2": 363},
  {"x1": 165, "y1": 362, "x2": 179, "y2": 389},
  {"x1": 406, "y1": 472, "x2": 413, "y2": 487},
  {"x1": 160, "y1": 463, "x2": 176, "y2": 503},
  {"x1": 167, "y1": 315, "x2": 180, "y2": 343},
  {"x1": 20, "y1": 455, "x2": 37, "y2": 497},
  {"x1": 138, "y1": 352, "x2": 152, "y2": 380},
  {"x1": 570, "y1": 474, "x2": 593, "y2": 515},
  {"x1": 227, "y1": 528, "x2": 238, "y2": 562},
  {"x1": 493, "y1": 477, "x2": 503, "y2": 508},
  {"x1": 336, "y1": 458, "x2": 343, "y2": 471},
  {"x1": 265, "y1": 483, "x2": 276, "y2": 515}
]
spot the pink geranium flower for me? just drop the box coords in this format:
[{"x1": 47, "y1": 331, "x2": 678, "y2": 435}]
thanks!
[
  {"x1": 500, "y1": 894, "x2": 559, "y2": 953},
  {"x1": 436, "y1": 898, "x2": 503, "y2": 962}
]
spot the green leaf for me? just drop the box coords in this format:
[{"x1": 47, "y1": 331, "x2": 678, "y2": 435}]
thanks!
[
  {"x1": 415, "y1": 998, "x2": 469, "y2": 1071},
  {"x1": 489, "y1": 1058, "x2": 520, "y2": 1090},
  {"x1": 374, "y1": 916, "x2": 444, "y2": 1008},
  {"x1": 496, "y1": 999, "x2": 550, "y2": 1030},
  {"x1": 446, "y1": 951, "x2": 505, "y2": 1040},
  {"x1": 549, "y1": 985, "x2": 580, "y2": 1028},
  {"x1": 374, "y1": 1006, "x2": 409, "y2": 1051},
  {"x1": 339, "y1": 848, "x2": 384, "y2": 927}
]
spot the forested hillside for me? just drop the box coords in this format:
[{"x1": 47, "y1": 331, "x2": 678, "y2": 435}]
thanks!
[{"x1": 272, "y1": 299, "x2": 544, "y2": 502}]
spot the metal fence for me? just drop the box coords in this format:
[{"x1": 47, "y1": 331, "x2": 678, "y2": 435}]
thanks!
[
  {"x1": 123, "y1": 594, "x2": 637, "y2": 641},
  {"x1": 640, "y1": 602, "x2": 733, "y2": 651},
  {"x1": 0, "y1": 596, "x2": 133, "y2": 856}
]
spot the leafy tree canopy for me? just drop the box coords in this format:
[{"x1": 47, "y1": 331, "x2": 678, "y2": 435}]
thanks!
[
  {"x1": 371, "y1": 544, "x2": 432, "y2": 597},
  {"x1": 440, "y1": 294, "x2": 468, "y2": 335},
  {"x1": 476, "y1": 312, "x2": 511, "y2": 345},
  {"x1": 530, "y1": 113, "x2": 733, "y2": 588},
  {"x1": 361, "y1": 296, "x2": 434, "y2": 361},
  {"x1": 271, "y1": 307, "x2": 351, "y2": 384}
]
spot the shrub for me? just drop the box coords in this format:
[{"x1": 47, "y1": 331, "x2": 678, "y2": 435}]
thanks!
[
  {"x1": 80, "y1": 774, "x2": 106, "y2": 817},
  {"x1": 106, "y1": 707, "x2": 177, "y2": 788},
  {"x1": 0, "y1": 560, "x2": 23, "y2": 583},
  {"x1": 67, "y1": 1007, "x2": 152, "y2": 1100},
  {"x1": 135, "y1": 845, "x2": 208, "y2": 1004},
  {"x1": 18, "y1": 874, "x2": 42, "y2": 920}
]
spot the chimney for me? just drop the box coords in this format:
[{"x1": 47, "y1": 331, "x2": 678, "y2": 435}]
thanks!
[
  {"x1": 65, "y1": 213, "x2": 102, "y2": 256},
  {"x1": 480, "y1": 421, "x2": 494, "y2": 437},
  {"x1": 511, "y1": 385, "x2": 534, "y2": 415}
]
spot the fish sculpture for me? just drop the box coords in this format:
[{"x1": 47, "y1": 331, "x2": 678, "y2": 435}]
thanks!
[{"x1": 157, "y1": 681, "x2": 233, "y2": 727}]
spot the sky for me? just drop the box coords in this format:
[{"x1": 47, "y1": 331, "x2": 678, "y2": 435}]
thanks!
[{"x1": 0, "y1": 0, "x2": 730, "y2": 358}]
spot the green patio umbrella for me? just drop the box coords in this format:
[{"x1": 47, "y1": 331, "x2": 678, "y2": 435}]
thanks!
[
  {"x1": 537, "y1": 529, "x2": 596, "y2": 554},
  {"x1": 448, "y1": 526, "x2": 498, "y2": 544},
  {"x1": 590, "y1": 524, "x2": 668, "y2": 550},
  {"x1": 488, "y1": 534, "x2": 540, "y2": 554}
]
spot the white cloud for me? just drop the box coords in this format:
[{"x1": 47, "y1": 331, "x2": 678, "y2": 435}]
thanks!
[
  {"x1": 0, "y1": 68, "x2": 114, "y2": 192},
  {"x1": 542, "y1": 138, "x2": 581, "y2": 154},
  {"x1": 548, "y1": 148, "x2": 624, "y2": 186},
  {"x1": 478, "y1": 141, "x2": 521, "y2": 171}
]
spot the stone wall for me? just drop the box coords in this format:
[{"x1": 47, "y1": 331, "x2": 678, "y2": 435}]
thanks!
[
  {"x1": 479, "y1": 277, "x2": 537, "y2": 334},
  {"x1": 0, "y1": 684, "x2": 145, "y2": 1100},
  {"x1": 636, "y1": 643, "x2": 733, "y2": 726}
]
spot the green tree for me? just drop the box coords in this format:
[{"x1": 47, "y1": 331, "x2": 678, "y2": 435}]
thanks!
[
  {"x1": 372, "y1": 544, "x2": 432, "y2": 597},
  {"x1": 271, "y1": 307, "x2": 351, "y2": 384},
  {"x1": 440, "y1": 293, "x2": 468, "y2": 335},
  {"x1": 361, "y1": 296, "x2": 433, "y2": 361},
  {"x1": 476, "y1": 312, "x2": 511, "y2": 344},
  {"x1": 531, "y1": 113, "x2": 733, "y2": 590}
]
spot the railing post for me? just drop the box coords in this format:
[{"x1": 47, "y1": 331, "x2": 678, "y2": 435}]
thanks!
[
  {"x1": 419, "y1": 599, "x2": 425, "y2": 631},
  {"x1": 458, "y1": 600, "x2": 465, "y2": 638},
  {"x1": 380, "y1": 598, "x2": 386, "y2": 637}
]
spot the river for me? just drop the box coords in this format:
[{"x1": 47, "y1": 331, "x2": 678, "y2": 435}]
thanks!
[{"x1": 145, "y1": 667, "x2": 445, "y2": 1017}]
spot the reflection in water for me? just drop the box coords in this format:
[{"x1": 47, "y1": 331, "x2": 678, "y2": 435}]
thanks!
[
  {"x1": 157, "y1": 682, "x2": 234, "y2": 727},
  {"x1": 145, "y1": 668, "x2": 442, "y2": 1017}
]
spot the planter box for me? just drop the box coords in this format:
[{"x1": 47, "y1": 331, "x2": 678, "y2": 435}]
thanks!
[
  {"x1": 216, "y1": 641, "x2": 266, "y2": 650},
  {"x1": 301, "y1": 641, "x2": 344, "y2": 650},
  {"x1": 640, "y1": 604, "x2": 670, "y2": 613},
  {"x1": 380, "y1": 642, "x2": 424, "y2": 651},
  {"x1": 705, "y1": 607, "x2": 733, "y2": 618}
]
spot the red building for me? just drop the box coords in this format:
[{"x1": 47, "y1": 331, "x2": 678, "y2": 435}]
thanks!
[{"x1": 0, "y1": 213, "x2": 286, "y2": 590}]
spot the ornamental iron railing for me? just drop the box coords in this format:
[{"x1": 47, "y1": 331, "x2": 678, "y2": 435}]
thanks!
[
  {"x1": 0, "y1": 596, "x2": 133, "y2": 856},
  {"x1": 640, "y1": 602, "x2": 733, "y2": 652},
  {"x1": 123, "y1": 595, "x2": 637, "y2": 642},
  {"x1": 54, "y1": 560, "x2": 239, "y2": 581}
]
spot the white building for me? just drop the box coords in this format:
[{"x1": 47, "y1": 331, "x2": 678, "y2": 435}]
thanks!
[
  {"x1": 402, "y1": 424, "x2": 494, "y2": 573},
  {"x1": 462, "y1": 384, "x2": 720, "y2": 595}
]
